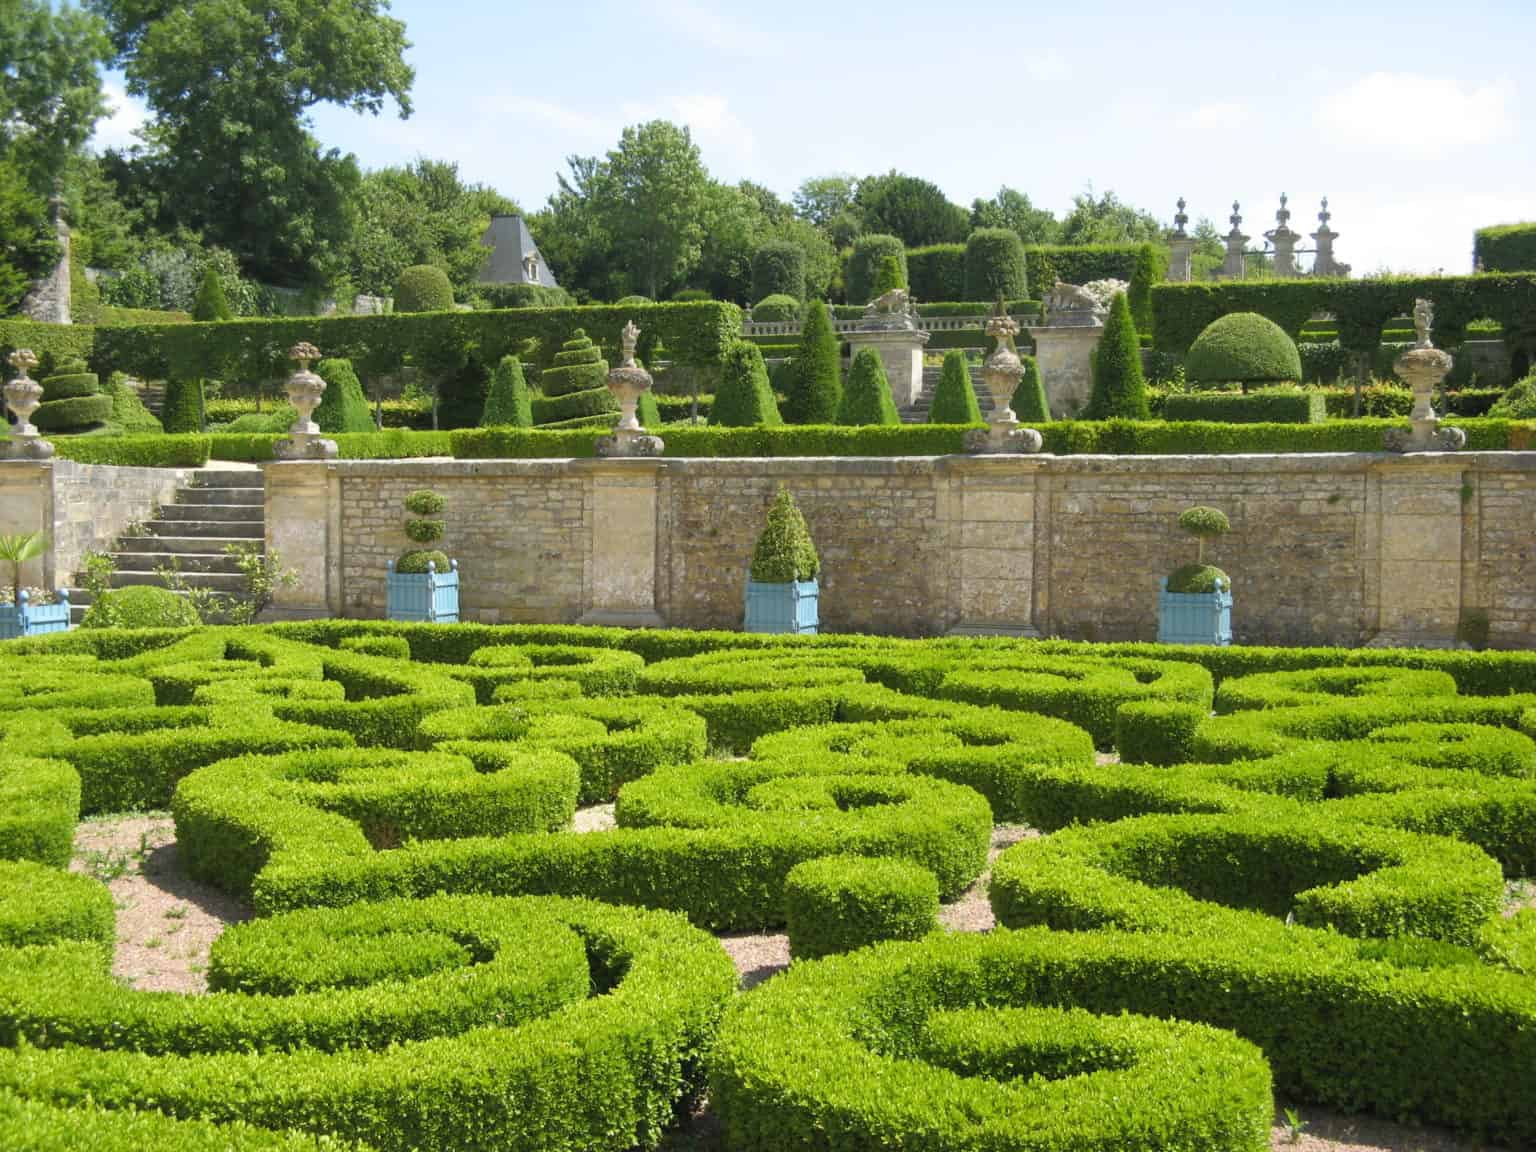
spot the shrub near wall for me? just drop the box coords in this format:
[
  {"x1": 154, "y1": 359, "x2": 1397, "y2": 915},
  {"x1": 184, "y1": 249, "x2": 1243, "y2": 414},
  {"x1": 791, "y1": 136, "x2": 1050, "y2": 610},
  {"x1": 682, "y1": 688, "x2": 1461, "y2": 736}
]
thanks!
[
  {"x1": 1162, "y1": 389, "x2": 1325, "y2": 424},
  {"x1": 906, "y1": 244, "x2": 966, "y2": 301}
]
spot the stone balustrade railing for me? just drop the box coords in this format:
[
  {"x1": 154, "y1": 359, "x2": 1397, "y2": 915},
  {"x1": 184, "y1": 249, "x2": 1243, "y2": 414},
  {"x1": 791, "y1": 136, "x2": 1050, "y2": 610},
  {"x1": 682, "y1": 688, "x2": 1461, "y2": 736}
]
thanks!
[{"x1": 742, "y1": 313, "x2": 1041, "y2": 339}]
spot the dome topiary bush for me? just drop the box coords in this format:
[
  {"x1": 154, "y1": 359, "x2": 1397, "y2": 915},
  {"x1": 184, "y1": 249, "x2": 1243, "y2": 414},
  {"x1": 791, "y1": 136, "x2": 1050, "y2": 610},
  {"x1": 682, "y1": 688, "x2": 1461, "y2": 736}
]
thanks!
[
  {"x1": 838, "y1": 348, "x2": 899, "y2": 426},
  {"x1": 751, "y1": 240, "x2": 806, "y2": 303},
  {"x1": 1167, "y1": 505, "x2": 1231, "y2": 594},
  {"x1": 750, "y1": 488, "x2": 819, "y2": 584},
  {"x1": 846, "y1": 234, "x2": 907, "y2": 305},
  {"x1": 963, "y1": 227, "x2": 1028, "y2": 302},
  {"x1": 929, "y1": 350, "x2": 981, "y2": 424},
  {"x1": 784, "y1": 855, "x2": 940, "y2": 959},
  {"x1": 785, "y1": 301, "x2": 841, "y2": 424},
  {"x1": 481, "y1": 356, "x2": 533, "y2": 427},
  {"x1": 712, "y1": 342, "x2": 782, "y2": 427},
  {"x1": 1012, "y1": 354, "x2": 1050, "y2": 422},
  {"x1": 393, "y1": 265, "x2": 455, "y2": 314},
  {"x1": 313, "y1": 358, "x2": 375, "y2": 434},
  {"x1": 751, "y1": 294, "x2": 801, "y2": 323},
  {"x1": 1488, "y1": 374, "x2": 1536, "y2": 419},
  {"x1": 81, "y1": 585, "x2": 200, "y2": 630},
  {"x1": 1186, "y1": 312, "x2": 1303, "y2": 391},
  {"x1": 396, "y1": 488, "x2": 450, "y2": 575}
]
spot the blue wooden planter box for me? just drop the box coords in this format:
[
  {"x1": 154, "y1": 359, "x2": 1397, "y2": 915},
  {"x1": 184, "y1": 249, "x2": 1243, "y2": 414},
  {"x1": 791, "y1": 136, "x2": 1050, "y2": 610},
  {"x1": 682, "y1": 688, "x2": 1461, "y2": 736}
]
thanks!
[
  {"x1": 1157, "y1": 577, "x2": 1231, "y2": 646},
  {"x1": 386, "y1": 560, "x2": 459, "y2": 623},
  {"x1": 0, "y1": 591, "x2": 71, "y2": 640},
  {"x1": 745, "y1": 577, "x2": 819, "y2": 634}
]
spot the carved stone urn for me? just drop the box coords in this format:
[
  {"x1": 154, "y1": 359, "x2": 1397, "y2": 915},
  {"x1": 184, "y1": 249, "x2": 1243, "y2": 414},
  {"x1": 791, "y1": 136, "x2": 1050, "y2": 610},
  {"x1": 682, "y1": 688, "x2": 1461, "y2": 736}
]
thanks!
[
  {"x1": 596, "y1": 322, "x2": 665, "y2": 458},
  {"x1": 3, "y1": 348, "x2": 54, "y2": 459},
  {"x1": 274, "y1": 342, "x2": 338, "y2": 460},
  {"x1": 1384, "y1": 299, "x2": 1465, "y2": 453},
  {"x1": 965, "y1": 311, "x2": 1043, "y2": 454}
]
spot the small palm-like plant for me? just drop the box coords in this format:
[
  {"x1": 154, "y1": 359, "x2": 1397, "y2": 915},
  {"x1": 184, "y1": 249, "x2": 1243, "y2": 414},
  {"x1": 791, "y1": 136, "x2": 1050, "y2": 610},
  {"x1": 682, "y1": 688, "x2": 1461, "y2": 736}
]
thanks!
[{"x1": 0, "y1": 532, "x2": 46, "y2": 605}]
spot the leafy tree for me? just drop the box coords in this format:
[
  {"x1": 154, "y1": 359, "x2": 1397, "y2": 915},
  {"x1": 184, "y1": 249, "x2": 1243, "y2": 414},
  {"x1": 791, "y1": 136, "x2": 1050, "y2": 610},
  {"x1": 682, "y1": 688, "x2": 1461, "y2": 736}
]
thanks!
[
  {"x1": 591, "y1": 120, "x2": 708, "y2": 299},
  {"x1": 481, "y1": 356, "x2": 532, "y2": 427},
  {"x1": 712, "y1": 341, "x2": 782, "y2": 427},
  {"x1": 191, "y1": 266, "x2": 232, "y2": 321},
  {"x1": 1011, "y1": 355, "x2": 1050, "y2": 422},
  {"x1": 793, "y1": 175, "x2": 858, "y2": 228},
  {"x1": 1189, "y1": 217, "x2": 1226, "y2": 281},
  {"x1": 929, "y1": 350, "x2": 981, "y2": 424},
  {"x1": 969, "y1": 187, "x2": 1059, "y2": 245},
  {"x1": 1059, "y1": 188, "x2": 1164, "y2": 246},
  {"x1": 529, "y1": 154, "x2": 615, "y2": 303},
  {"x1": 854, "y1": 170, "x2": 967, "y2": 247},
  {"x1": 1, "y1": 0, "x2": 110, "y2": 192},
  {"x1": 1084, "y1": 291, "x2": 1148, "y2": 420},
  {"x1": 786, "y1": 300, "x2": 841, "y2": 424},
  {"x1": 92, "y1": 0, "x2": 414, "y2": 286},
  {"x1": 0, "y1": 158, "x2": 56, "y2": 310},
  {"x1": 838, "y1": 348, "x2": 899, "y2": 426}
]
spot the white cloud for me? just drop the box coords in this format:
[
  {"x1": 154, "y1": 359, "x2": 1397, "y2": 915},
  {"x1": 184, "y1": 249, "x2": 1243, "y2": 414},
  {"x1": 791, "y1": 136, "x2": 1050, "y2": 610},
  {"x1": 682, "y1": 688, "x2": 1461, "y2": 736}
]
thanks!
[
  {"x1": 1315, "y1": 72, "x2": 1513, "y2": 157},
  {"x1": 89, "y1": 79, "x2": 147, "y2": 152},
  {"x1": 1330, "y1": 191, "x2": 1536, "y2": 275},
  {"x1": 505, "y1": 99, "x2": 609, "y2": 142},
  {"x1": 1189, "y1": 102, "x2": 1249, "y2": 130}
]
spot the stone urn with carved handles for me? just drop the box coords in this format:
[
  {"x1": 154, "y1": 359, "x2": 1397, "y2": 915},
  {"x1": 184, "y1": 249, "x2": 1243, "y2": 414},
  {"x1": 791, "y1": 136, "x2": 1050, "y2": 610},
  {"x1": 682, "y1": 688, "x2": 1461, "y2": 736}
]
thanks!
[
  {"x1": 274, "y1": 342, "x2": 339, "y2": 459},
  {"x1": 4, "y1": 348, "x2": 55, "y2": 459},
  {"x1": 595, "y1": 321, "x2": 665, "y2": 458}
]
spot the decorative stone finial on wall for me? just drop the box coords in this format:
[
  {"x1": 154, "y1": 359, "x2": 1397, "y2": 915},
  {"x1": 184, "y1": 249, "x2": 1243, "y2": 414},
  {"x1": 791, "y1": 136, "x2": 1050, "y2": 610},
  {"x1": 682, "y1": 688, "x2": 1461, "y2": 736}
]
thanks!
[
  {"x1": 3, "y1": 349, "x2": 53, "y2": 459},
  {"x1": 1385, "y1": 299, "x2": 1464, "y2": 452},
  {"x1": 596, "y1": 323, "x2": 665, "y2": 458},
  {"x1": 275, "y1": 342, "x2": 338, "y2": 460}
]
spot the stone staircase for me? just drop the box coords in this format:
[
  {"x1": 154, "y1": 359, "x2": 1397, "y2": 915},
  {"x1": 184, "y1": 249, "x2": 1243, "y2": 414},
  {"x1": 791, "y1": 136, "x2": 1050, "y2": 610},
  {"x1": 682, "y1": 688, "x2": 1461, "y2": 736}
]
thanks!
[
  {"x1": 66, "y1": 469, "x2": 264, "y2": 623},
  {"x1": 899, "y1": 365, "x2": 998, "y2": 424}
]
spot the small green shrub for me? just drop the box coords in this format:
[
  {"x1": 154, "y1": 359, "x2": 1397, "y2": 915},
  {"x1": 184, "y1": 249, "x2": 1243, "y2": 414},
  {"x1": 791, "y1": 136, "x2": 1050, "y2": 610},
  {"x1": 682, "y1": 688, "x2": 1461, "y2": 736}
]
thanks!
[
  {"x1": 1084, "y1": 291, "x2": 1149, "y2": 419},
  {"x1": 161, "y1": 377, "x2": 205, "y2": 434},
  {"x1": 712, "y1": 342, "x2": 782, "y2": 427},
  {"x1": 313, "y1": 358, "x2": 375, "y2": 434},
  {"x1": 1116, "y1": 700, "x2": 1205, "y2": 766},
  {"x1": 1163, "y1": 388, "x2": 1325, "y2": 424},
  {"x1": 481, "y1": 355, "x2": 533, "y2": 427},
  {"x1": 1488, "y1": 374, "x2": 1536, "y2": 419},
  {"x1": 751, "y1": 294, "x2": 801, "y2": 323},
  {"x1": 838, "y1": 348, "x2": 899, "y2": 425},
  {"x1": 929, "y1": 349, "x2": 981, "y2": 424},
  {"x1": 393, "y1": 265, "x2": 455, "y2": 313},
  {"x1": 785, "y1": 300, "x2": 841, "y2": 424},
  {"x1": 750, "y1": 488, "x2": 819, "y2": 583},
  {"x1": 81, "y1": 585, "x2": 201, "y2": 629},
  {"x1": 1012, "y1": 354, "x2": 1049, "y2": 421},
  {"x1": 784, "y1": 854, "x2": 939, "y2": 959}
]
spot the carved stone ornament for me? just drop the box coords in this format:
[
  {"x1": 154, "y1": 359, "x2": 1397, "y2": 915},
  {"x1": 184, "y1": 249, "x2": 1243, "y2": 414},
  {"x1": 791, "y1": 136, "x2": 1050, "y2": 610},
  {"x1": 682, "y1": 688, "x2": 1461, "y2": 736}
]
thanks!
[
  {"x1": 965, "y1": 308, "x2": 1043, "y2": 454},
  {"x1": 274, "y1": 342, "x2": 338, "y2": 460},
  {"x1": 1385, "y1": 299, "x2": 1463, "y2": 453},
  {"x1": 3, "y1": 348, "x2": 53, "y2": 459},
  {"x1": 596, "y1": 323, "x2": 665, "y2": 457},
  {"x1": 1043, "y1": 282, "x2": 1105, "y2": 328}
]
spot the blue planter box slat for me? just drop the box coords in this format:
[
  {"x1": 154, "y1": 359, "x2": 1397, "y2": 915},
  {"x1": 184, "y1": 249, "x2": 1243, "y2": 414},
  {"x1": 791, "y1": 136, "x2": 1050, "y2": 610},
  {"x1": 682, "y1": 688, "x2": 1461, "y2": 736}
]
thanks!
[
  {"x1": 387, "y1": 561, "x2": 460, "y2": 623},
  {"x1": 745, "y1": 577, "x2": 819, "y2": 634},
  {"x1": 1157, "y1": 577, "x2": 1231, "y2": 646},
  {"x1": 0, "y1": 591, "x2": 72, "y2": 640}
]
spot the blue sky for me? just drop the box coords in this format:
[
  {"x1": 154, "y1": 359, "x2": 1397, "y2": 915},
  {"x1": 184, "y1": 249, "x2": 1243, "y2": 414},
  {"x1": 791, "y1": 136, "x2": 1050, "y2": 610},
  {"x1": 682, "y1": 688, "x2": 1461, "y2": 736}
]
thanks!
[{"x1": 95, "y1": 0, "x2": 1536, "y2": 274}]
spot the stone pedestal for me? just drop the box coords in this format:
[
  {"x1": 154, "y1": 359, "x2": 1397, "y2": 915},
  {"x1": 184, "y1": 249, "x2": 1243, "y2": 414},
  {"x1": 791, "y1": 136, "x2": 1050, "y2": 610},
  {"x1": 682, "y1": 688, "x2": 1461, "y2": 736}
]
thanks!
[
  {"x1": 1368, "y1": 462, "x2": 1465, "y2": 648},
  {"x1": 845, "y1": 327, "x2": 930, "y2": 408},
  {"x1": 1028, "y1": 325, "x2": 1103, "y2": 418},
  {"x1": 578, "y1": 460, "x2": 665, "y2": 628},
  {"x1": 945, "y1": 457, "x2": 1041, "y2": 636},
  {"x1": 1167, "y1": 236, "x2": 1196, "y2": 283},
  {"x1": 264, "y1": 461, "x2": 340, "y2": 619}
]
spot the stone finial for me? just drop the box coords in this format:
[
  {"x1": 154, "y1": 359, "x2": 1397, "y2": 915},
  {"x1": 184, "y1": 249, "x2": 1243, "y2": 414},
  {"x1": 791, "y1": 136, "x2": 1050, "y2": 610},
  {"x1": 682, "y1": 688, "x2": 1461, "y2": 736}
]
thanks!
[
  {"x1": 1413, "y1": 298, "x2": 1434, "y2": 348},
  {"x1": 1230, "y1": 201, "x2": 1242, "y2": 230},
  {"x1": 596, "y1": 322, "x2": 665, "y2": 457},
  {"x1": 1173, "y1": 197, "x2": 1189, "y2": 236},
  {"x1": 1275, "y1": 193, "x2": 1290, "y2": 228},
  {"x1": 1386, "y1": 298, "x2": 1462, "y2": 452},
  {"x1": 3, "y1": 347, "x2": 52, "y2": 459},
  {"x1": 620, "y1": 319, "x2": 641, "y2": 367},
  {"x1": 7, "y1": 349, "x2": 39, "y2": 377},
  {"x1": 1318, "y1": 196, "x2": 1331, "y2": 228},
  {"x1": 289, "y1": 342, "x2": 321, "y2": 370},
  {"x1": 275, "y1": 342, "x2": 337, "y2": 460}
]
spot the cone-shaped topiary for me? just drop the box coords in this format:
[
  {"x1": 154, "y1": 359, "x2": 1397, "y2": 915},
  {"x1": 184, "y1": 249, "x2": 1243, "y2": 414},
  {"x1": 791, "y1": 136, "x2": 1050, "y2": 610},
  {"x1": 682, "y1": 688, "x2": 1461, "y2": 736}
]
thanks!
[
  {"x1": 838, "y1": 347, "x2": 900, "y2": 426},
  {"x1": 533, "y1": 328, "x2": 617, "y2": 426},
  {"x1": 750, "y1": 487, "x2": 819, "y2": 583},
  {"x1": 1012, "y1": 354, "x2": 1050, "y2": 422},
  {"x1": 786, "y1": 300, "x2": 841, "y2": 424},
  {"x1": 1167, "y1": 505, "x2": 1231, "y2": 593},
  {"x1": 481, "y1": 356, "x2": 533, "y2": 427},
  {"x1": 929, "y1": 350, "x2": 981, "y2": 424},
  {"x1": 712, "y1": 342, "x2": 783, "y2": 427},
  {"x1": 192, "y1": 267, "x2": 234, "y2": 322},
  {"x1": 397, "y1": 488, "x2": 450, "y2": 575},
  {"x1": 393, "y1": 265, "x2": 455, "y2": 313},
  {"x1": 160, "y1": 377, "x2": 205, "y2": 434},
  {"x1": 1186, "y1": 312, "x2": 1302, "y2": 391},
  {"x1": 1084, "y1": 291, "x2": 1149, "y2": 420},
  {"x1": 313, "y1": 358, "x2": 375, "y2": 434}
]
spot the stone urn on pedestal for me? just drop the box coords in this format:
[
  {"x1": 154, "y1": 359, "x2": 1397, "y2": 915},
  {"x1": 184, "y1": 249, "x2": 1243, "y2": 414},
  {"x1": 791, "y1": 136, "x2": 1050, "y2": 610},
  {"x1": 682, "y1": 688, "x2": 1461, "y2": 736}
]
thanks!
[
  {"x1": 3, "y1": 349, "x2": 55, "y2": 460},
  {"x1": 274, "y1": 342, "x2": 338, "y2": 460},
  {"x1": 1384, "y1": 299, "x2": 1465, "y2": 453},
  {"x1": 595, "y1": 322, "x2": 665, "y2": 458},
  {"x1": 964, "y1": 307, "x2": 1043, "y2": 454}
]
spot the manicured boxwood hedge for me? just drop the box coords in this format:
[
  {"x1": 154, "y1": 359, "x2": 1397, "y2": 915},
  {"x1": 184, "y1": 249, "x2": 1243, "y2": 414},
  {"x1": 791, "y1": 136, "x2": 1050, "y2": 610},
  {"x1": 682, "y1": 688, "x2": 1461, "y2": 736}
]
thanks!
[
  {"x1": 1162, "y1": 389, "x2": 1325, "y2": 424},
  {"x1": 783, "y1": 854, "x2": 939, "y2": 958}
]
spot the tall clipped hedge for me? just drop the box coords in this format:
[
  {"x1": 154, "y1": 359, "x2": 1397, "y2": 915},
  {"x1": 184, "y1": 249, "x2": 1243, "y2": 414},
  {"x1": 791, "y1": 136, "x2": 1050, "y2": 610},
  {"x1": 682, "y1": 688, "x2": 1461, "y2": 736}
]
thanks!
[
  {"x1": 161, "y1": 377, "x2": 205, "y2": 434},
  {"x1": 1025, "y1": 244, "x2": 1150, "y2": 294},
  {"x1": 907, "y1": 244, "x2": 966, "y2": 301},
  {"x1": 786, "y1": 300, "x2": 841, "y2": 424},
  {"x1": 482, "y1": 356, "x2": 533, "y2": 427},
  {"x1": 929, "y1": 350, "x2": 981, "y2": 424},
  {"x1": 1128, "y1": 242, "x2": 1161, "y2": 334},
  {"x1": 1085, "y1": 292, "x2": 1148, "y2": 420},
  {"x1": 313, "y1": 358, "x2": 375, "y2": 434},
  {"x1": 712, "y1": 342, "x2": 782, "y2": 427},
  {"x1": 846, "y1": 235, "x2": 907, "y2": 305},
  {"x1": 838, "y1": 348, "x2": 899, "y2": 425},
  {"x1": 964, "y1": 228, "x2": 1028, "y2": 302},
  {"x1": 751, "y1": 241, "x2": 806, "y2": 303},
  {"x1": 1474, "y1": 224, "x2": 1536, "y2": 273}
]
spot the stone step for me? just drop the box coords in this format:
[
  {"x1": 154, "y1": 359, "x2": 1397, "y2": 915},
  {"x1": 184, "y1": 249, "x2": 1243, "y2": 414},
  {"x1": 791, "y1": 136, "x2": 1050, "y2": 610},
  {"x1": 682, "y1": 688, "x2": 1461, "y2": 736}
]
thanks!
[
  {"x1": 146, "y1": 519, "x2": 264, "y2": 539},
  {"x1": 156, "y1": 503, "x2": 265, "y2": 524},
  {"x1": 190, "y1": 469, "x2": 265, "y2": 490},
  {"x1": 177, "y1": 486, "x2": 264, "y2": 506},
  {"x1": 108, "y1": 551, "x2": 245, "y2": 574},
  {"x1": 108, "y1": 569, "x2": 248, "y2": 592},
  {"x1": 115, "y1": 534, "x2": 259, "y2": 555}
]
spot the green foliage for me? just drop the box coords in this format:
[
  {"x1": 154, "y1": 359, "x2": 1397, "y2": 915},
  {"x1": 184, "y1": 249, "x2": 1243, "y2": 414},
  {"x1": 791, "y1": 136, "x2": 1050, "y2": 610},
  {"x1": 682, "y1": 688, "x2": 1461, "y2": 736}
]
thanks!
[
  {"x1": 1167, "y1": 563, "x2": 1229, "y2": 593},
  {"x1": 785, "y1": 299, "x2": 842, "y2": 424},
  {"x1": 751, "y1": 488, "x2": 819, "y2": 583},
  {"x1": 1012, "y1": 354, "x2": 1050, "y2": 422},
  {"x1": 398, "y1": 488, "x2": 446, "y2": 571},
  {"x1": 0, "y1": 532, "x2": 46, "y2": 605},
  {"x1": 712, "y1": 342, "x2": 782, "y2": 427},
  {"x1": 473, "y1": 282, "x2": 570, "y2": 309},
  {"x1": 969, "y1": 186, "x2": 1061, "y2": 244},
  {"x1": 1179, "y1": 505, "x2": 1231, "y2": 539},
  {"x1": 313, "y1": 357, "x2": 374, "y2": 434},
  {"x1": 783, "y1": 855, "x2": 939, "y2": 959},
  {"x1": 190, "y1": 267, "x2": 233, "y2": 322},
  {"x1": 31, "y1": 393, "x2": 111, "y2": 431},
  {"x1": 1085, "y1": 291, "x2": 1148, "y2": 419},
  {"x1": 906, "y1": 244, "x2": 965, "y2": 301},
  {"x1": 852, "y1": 171, "x2": 968, "y2": 247},
  {"x1": 929, "y1": 350, "x2": 981, "y2": 424},
  {"x1": 105, "y1": 373, "x2": 162, "y2": 433},
  {"x1": 871, "y1": 254, "x2": 905, "y2": 299},
  {"x1": 750, "y1": 239, "x2": 805, "y2": 302},
  {"x1": 963, "y1": 227, "x2": 1028, "y2": 301},
  {"x1": 1128, "y1": 242, "x2": 1161, "y2": 333},
  {"x1": 80, "y1": 585, "x2": 200, "y2": 629},
  {"x1": 482, "y1": 355, "x2": 533, "y2": 427},
  {"x1": 1025, "y1": 243, "x2": 1147, "y2": 295},
  {"x1": 750, "y1": 293, "x2": 800, "y2": 322},
  {"x1": 1474, "y1": 223, "x2": 1536, "y2": 272},
  {"x1": 1489, "y1": 374, "x2": 1536, "y2": 419},
  {"x1": 846, "y1": 234, "x2": 907, "y2": 304},
  {"x1": 392, "y1": 264, "x2": 455, "y2": 313},
  {"x1": 838, "y1": 347, "x2": 899, "y2": 425},
  {"x1": 0, "y1": 159, "x2": 56, "y2": 311},
  {"x1": 159, "y1": 376, "x2": 203, "y2": 434},
  {"x1": 53, "y1": 433, "x2": 208, "y2": 466},
  {"x1": 1115, "y1": 700, "x2": 1205, "y2": 766},
  {"x1": 395, "y1": 549, "x2": 450, "y2": 575},
  {"x1": 1187, "y1": 312, "x2": 1303, "y2": 389},
  {"x1": 1163, "y1": 388, "x2": 1325, "y2": 424}
]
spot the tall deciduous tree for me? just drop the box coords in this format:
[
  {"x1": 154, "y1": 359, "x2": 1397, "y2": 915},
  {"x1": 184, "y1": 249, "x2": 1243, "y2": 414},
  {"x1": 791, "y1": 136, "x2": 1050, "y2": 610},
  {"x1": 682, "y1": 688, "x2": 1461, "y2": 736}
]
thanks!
[
  {"x1": 969, "y1": 187, "x2": 1060, "y2": 246},
  {"x1": 793, "y1": 175, "x2": 858, "y2": 228},
  {"x1": 1, "y1": 0, "x2": 110, "y2": 192},
  {"x1": 592, "y1": 120, "x2": 707, "y2": 299},
  {"x1": 854, "y1": 170, "x2": 967, "y2": 247},
  {"x1": 1058, "y1": 188, "x2": 1163, "y2": 246},
  {"x1": 91, "y1": 0, "x2": 413, "y2": 286}
]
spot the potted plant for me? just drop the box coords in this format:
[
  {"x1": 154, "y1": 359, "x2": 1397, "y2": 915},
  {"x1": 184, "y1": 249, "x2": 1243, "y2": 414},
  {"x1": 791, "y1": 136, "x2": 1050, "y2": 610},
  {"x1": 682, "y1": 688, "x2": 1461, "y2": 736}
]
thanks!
[
  {"x1": 0, "y1": 532, "x2": 70, "y2": 639},
  {"x1": 386, "y1": 489, "x2": 459, "y2": 622},
  {"x1": 745, "y1": 488, "x2": 819, "y2": 634},
  {"x1": 1157, "y1": 506, "x2": 1231, "y2": 646}
]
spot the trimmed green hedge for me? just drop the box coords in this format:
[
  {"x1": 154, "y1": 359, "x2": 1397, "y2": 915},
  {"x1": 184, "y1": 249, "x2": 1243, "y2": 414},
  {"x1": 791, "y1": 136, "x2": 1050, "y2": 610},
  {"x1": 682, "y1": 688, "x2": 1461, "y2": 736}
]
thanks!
[
  {"x1": 1162, "y1": 389, "x2": 1325, "y2": 424},
  {"x1": 1474, "y1": 223, "x2": 1536, "y2": 273},
  {"x1": 784, "y1": 854, "x2": 939, "y2": 959}
]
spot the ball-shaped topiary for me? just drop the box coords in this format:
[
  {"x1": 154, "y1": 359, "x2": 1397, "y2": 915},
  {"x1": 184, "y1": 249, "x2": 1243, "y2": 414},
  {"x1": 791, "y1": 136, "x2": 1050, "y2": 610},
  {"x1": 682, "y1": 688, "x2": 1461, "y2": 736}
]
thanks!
[
  {"x1": 81, "y1": 585, "x2": 200, "y2": 629},
  {"x1": 846, "y1": 234, "x2": 907, "y2": 305},
  {"x1": 784, "y1": 855, "x2": 940, "y2": 959},
  {"x1": 751, "y1": 240, "x2": 806, "y2": 304},
  {"x1": 838, "y1": 348, "x2": 899, "y2": 426},
  {"x1": 712, "y1": 342, "x2": 782, "y2": 427},
  {"x1": 751, "y1": 294, "x2": 802, "y2": 323},
  {"x1": 1186, "y1": 312, "x2": 1303, "y2": 391},
  {"x1": 313, "y1": 358, "x2": 375, "y2": 434},
  {"x1": 396, "y1": 489, "x2": 451, "y2": 575},
  {"x1": 1488, "y1": 374, "x2": 1536, "y2": 419},
  {"x1": 1167, "y1": 505, "x2": 1231, "y2": 594},
  {"x1": 750, "y1": 488, "x2": 819, "y2": 584},
  {"x1": 928, "y1": 350, "x2": 981, "y2": 424},
  {"x1": 393, "y1": 265, "x2": 455, "y2": 314}
]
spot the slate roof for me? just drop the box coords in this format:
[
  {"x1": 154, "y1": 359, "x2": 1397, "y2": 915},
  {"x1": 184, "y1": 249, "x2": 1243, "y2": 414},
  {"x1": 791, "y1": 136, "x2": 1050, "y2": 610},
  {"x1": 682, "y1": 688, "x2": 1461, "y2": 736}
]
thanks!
[{"x1": 478, "y1": 214, "x2": 559, "y2": 287}]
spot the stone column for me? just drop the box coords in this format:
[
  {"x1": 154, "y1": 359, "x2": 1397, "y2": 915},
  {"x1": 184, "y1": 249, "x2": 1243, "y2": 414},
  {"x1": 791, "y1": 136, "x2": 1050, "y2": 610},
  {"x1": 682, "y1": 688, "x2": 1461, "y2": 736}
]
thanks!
[
  {"x1": 844, "y1": 326, "x2": 930, "y2": 408},
  {"x1": 1167, "y1": 197, "x2": 1195, "y2": 283},
  {"x1": 1311, "y1": 197, "x2": 1348, "y2": 277},
  {"x1": 1266, "y1": 195, "x2": 1300, "y2": 278},
  {"x1": 578, "y1": 458, "x2": 665, "y2": 627},
  {"x1": 1368, "y1": 459, "x2": 1465, "y2": 647},
  {"x1": 1221, "y1": 202, "x2": 1248, "y2": 280},
  {"x1": 265, "y1": 461, "x2": 341, "y2": 618},
  {"x1": 944, "y1": 456, "x2": 1041, "y2": 636},
  {"x1": 1028, "y1": 324, "x2": 1103, "y2": 418}
]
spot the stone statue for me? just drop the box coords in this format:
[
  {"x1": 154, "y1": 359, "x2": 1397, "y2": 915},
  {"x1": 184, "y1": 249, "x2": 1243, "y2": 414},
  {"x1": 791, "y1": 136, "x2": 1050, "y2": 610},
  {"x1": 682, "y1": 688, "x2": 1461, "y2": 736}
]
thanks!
[
  {"x1": 1045, "y1": 282, "x2": 1100, "y2": 314},
  {"x1": 867, "y1": 287, "x2": 909, "y2": 315},
  {"x1": 620, "y1": 319, "x2": 641, "y2": 366},
  {"x1": 1413, "y1": 298, "x2": 1434, "y2": 348}
]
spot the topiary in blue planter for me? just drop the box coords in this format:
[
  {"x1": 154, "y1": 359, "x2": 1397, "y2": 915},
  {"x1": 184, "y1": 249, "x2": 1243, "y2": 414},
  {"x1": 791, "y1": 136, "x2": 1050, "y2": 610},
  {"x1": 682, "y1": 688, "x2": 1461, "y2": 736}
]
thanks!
[
  {"x1": 744, "y1": 487, "x2": 820, "y2": 634},
  {"x1": 387, "y1": 559, "x2": 459, "y2": 623},
  {"x1": 0, "y1": 590, "x2": 71, "y2": 639},
  {"x1": 1158, "y1": 576, "x2": 1231, "y2": 646}
]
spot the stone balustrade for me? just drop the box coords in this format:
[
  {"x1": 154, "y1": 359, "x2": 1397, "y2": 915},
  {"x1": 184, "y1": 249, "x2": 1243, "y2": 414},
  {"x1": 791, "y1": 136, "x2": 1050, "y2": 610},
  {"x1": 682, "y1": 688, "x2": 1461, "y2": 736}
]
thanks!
[{"x1": 742, "y1": 313, "x2": 1040, "y2": 340}]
